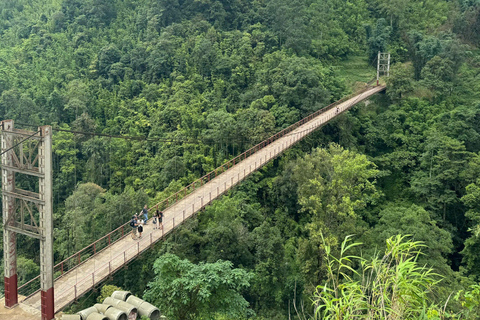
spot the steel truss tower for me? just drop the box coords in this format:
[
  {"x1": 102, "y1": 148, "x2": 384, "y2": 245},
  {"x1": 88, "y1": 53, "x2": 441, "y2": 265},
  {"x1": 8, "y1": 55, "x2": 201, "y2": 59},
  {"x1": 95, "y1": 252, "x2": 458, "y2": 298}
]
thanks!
[
  {"x1": 1, "y1": 120, "x2": 54, "y2": 320},
  {"x1": 377, "y1": 52, "x2": 391, "y2": 85}
]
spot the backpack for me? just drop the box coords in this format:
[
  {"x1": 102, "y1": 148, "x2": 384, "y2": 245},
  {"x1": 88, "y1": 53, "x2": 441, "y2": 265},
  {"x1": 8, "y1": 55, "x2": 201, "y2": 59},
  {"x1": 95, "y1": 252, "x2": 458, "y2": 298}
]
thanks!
[{"x1": 130, "y1": 219, "x2": 135, "y2": 227}]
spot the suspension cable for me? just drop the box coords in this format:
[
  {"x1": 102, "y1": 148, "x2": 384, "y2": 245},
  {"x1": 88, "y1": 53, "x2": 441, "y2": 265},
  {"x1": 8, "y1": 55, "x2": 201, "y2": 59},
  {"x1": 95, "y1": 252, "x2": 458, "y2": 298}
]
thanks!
[{"x1": 14, "y1": 122, "x2": 198, "y2": 143}]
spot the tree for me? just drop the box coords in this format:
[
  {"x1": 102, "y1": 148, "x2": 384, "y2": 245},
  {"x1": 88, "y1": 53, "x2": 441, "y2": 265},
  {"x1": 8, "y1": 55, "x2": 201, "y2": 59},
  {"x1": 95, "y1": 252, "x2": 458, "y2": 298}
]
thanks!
[
  {"x1": 460, "y1": 179, "x2": 480, "y2": 279},
  {"x1": 143, "y1": 253, "x2": 253, "y2": 320},
  {"x1": 372, "y1": 203, "x2": 453, "y2": 275},
  {"x1": 87, "y1": 0, "x2": 117, "y2": 27},
  {"x1": 421, "y1": 56, "x2": 455, "y2": 100},
  {"x1": 386, "y1": 63, "x2": 414, "y2": 101},
  {"x1": 82, "y1": 137, "x2": 110, "y2": 187},
  {"x1": 411, "y1": 130, "x2": 471, "y2": 221},
  {"x1": 366, "y1": 18, "x2": 391, "y2": 65},
  {"x1": 292, "y1": 143, "x2": 380, "y2": 288},
  {"x1": 407, "y1": 31, "x2": 442, "y2": 80},
  {"x1": 17, "y1": 256, "x2": 40, "y2": 286},
  {"x1": 59, "y1": 183, "x2": 105, "y2": 256},
  {"x1": 377, "y1": 0, "x2": 409, "y2": 28},
  {"x1": 250, "y1": 222, "x2": 286, "y2": 309},
  {"x1": 192, "y1": 36, "x2": 219, "y2": 78},
  {"x1": 97, "y1": 44, "x2": 122, "y2": 77},
  {"x1": 264, "y1": 0, "x2": 310, "y2": 55},
  {"x1": 293, "y1": 143, "x2": 381, "y2": 240}
]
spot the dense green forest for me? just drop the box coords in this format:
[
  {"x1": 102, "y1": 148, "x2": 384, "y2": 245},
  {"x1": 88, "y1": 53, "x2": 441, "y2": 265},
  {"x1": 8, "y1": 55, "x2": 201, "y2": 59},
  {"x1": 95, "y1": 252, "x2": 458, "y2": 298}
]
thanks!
[{"x1": 1, "y1": 0, "x2": 480, "y2": 318}]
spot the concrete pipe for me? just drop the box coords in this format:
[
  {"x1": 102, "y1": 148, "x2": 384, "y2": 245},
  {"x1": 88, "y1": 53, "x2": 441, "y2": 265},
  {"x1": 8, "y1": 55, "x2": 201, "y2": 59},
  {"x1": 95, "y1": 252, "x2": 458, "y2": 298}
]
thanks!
[
  {"x1": 104, "y1": 307, "x2": 128, "y2": 320},
  {"x1": 104, "y1": 297, "x2": 137, "y2": 320},
  {"x1": 125, "y1": 295, "x2": 143, "y2": 307},
  {"x1": 85, "y1": 312, "x2": 108, "y2": 320},
  {"x1": 77, "y1": 306, "x2": 99, "y2": 320},
  {"x1": 111, "y1": 291, "x2": 132, "y2": 301},
  {"x1": 94, "y1": 304, "x2": 112, "y2": 314},
  {"x1": 126, "y1": 296, "x2": 161, "y2": 320},
  {"x1": 137, "y1": 302, "x2": 160, "y2": 320},
  {"x1": 62, "y1": 315, "x2": 82, "y2": 320}
]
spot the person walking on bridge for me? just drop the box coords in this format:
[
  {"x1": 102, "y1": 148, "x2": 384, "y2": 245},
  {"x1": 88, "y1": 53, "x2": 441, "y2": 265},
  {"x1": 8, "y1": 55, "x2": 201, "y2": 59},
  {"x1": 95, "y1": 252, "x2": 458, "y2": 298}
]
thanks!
[
  {"x1": 155, "y1": 208, "x2": 163, "y2": 231},
  {"x1": 142, "y1": 204, "x2": 149, "y2": 224},
  {"x1": 138, "y1": 219, "x2": 144, "y2": 238},
  {"x1": 130, "y1": 215, "x2": 138, "y2": 240}
]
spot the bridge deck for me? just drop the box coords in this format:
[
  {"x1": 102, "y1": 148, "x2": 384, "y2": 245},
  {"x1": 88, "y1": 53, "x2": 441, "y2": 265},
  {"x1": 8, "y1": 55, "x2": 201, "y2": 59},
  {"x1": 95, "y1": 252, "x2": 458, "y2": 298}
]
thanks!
[{"x1": 21, "y1": 86, "x2": 385, "y2": 314}]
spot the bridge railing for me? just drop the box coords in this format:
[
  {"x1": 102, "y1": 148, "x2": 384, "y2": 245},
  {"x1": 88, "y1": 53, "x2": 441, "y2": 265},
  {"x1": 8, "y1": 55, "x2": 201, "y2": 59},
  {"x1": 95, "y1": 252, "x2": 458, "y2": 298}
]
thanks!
[
  {"x1": 53, "y1": 231, "x2": 161, "y2": 311},
  {"x1": 151, "y1": 86, "x2": 374, "y2": 212},
  {"x1": 19, "y1": 222, "x2": 129, "y2": 298},
  {"x1": 18, "y1": 85, "x2": 376, "y2": 300}
]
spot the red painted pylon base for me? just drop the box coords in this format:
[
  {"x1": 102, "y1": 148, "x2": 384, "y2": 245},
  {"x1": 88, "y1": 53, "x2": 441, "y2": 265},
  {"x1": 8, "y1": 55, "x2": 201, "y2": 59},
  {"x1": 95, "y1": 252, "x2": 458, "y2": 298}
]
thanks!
[
  {"x1": 4, "y1": 274, "x2": 18, "y2": 308},
  {"x1": 41, "y1": 287, "x2": 54, "y2": 320}
]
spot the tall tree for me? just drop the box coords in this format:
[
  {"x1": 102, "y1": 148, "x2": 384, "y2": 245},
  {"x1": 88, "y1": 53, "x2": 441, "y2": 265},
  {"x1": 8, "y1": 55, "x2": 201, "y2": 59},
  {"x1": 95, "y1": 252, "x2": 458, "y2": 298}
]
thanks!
[{"x1": 143, "y1": 253, "x2": 253, "y2": 320}]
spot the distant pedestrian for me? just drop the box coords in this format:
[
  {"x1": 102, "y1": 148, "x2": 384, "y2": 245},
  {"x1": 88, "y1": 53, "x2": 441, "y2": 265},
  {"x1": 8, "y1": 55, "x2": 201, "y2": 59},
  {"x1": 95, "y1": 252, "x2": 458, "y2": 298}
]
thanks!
[
  {"x1": 130, "y1": 215, "x2": 138, "y2": 240},
  {"x1": 142, "y1": 205, "x2": 149, "y2": 224},
  {"x1": 138, "y1": 219, "x2": 144, "y2": 238},
  {"x1": 336, "y1": 107, "x2": 339, "y2": 114},
  {"x1": 156, "y1": 209, "x2": 163, "y2": 230}
]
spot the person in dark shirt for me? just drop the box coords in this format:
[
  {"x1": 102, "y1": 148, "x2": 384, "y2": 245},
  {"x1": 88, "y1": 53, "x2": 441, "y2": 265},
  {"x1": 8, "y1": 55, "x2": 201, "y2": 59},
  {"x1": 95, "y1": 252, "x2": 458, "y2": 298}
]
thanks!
[
  {"x1": 130, "y1": 215, "x2": 138, "y2": 240},
  {"x1": 138, "y1": 219, "x2": 144, "y2": 238},
  {"x1": 155, "y1": 209, "x2": 163, "y2": 230},
  {"x1": 142, "y1": 204, "x2": 148, "y2": 224}
]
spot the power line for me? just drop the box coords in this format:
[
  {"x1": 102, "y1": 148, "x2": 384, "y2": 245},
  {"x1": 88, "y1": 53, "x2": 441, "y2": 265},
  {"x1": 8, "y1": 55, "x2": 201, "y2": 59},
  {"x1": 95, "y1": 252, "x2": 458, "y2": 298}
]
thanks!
[
  {"x1": 14, "y1": 122, "x2": 198, "y2": 143},
  {"x1": 52, "y1": 127, "x2": 198, "y2": 143}
]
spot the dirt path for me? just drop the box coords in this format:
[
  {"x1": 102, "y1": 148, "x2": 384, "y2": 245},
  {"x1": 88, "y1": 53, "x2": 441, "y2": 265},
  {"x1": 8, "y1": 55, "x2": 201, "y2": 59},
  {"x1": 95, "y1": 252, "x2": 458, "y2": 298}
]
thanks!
[{"x1": 0, "y1": 298, "x2": 41, "y2": 320}]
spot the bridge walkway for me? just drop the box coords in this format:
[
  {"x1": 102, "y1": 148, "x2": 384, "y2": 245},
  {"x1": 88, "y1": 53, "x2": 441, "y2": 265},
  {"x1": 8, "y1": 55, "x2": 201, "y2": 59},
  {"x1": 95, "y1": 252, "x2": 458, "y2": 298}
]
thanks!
[{"x1": 19, "y1": 85, "x2": 385, "y2": 314}]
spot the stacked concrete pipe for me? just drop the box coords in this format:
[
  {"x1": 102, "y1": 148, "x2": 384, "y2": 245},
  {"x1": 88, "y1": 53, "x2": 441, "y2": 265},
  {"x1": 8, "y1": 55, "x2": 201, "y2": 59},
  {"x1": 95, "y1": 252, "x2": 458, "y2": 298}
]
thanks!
[
  {"x1": 111, "y1": 291, "x2": 132, "y2": 301},
  {"x1": 103, "y1": 297, "x2": 138, "y2": 320},
  {"x1": 125, "y1": 295, "x2": 161, "y2": 320},
  {"x1": 86, "y1": 313, "x2": 108, "y2": 320},
  {"x1": 94, "y1": 303, "x2": 128, "y2": 320},
  {"x1": 63, "y1": 291, "x2": 160, "y2": 320},
  {"x1": 62, "y1": 315, "x2": 81, "y2": 320},
  {"x1": 94, "y1": 304, "x2": 112, "y2": 314},
  {"x1": 77, "y1": 306, "x2": 99, "y2": 320}
]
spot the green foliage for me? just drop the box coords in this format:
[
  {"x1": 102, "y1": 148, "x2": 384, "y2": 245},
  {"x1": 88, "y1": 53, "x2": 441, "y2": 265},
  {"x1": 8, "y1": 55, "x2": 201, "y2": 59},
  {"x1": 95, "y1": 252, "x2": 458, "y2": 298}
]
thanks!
[
  {"x1": 386, "y1": 62, "x2": 414, "y2": 101},
  {"x1": 421, "y1": 56, "x2": 455, "y2": 100},
  {"x1": 371, "y1": 204, "x2": 453, "y2": 275},
  {"x1": 55, "y1": 183, "x2": 148, "y2": 259},
  {"x1": 97, "y1": 284, "x2": 123, "y2": 303},
  {"x1": 17, "y1": 256, "x2": 40, "y2": 286},
  {"x1": 293, "y1": 143, "x2": 380, "y2": 238},
  {"x1": 291, "y1": 143, "x2": 380, "y2": 292},
  {"x1": 453, "y1": 284, "x2": 480, "y2": 319},
  {"x1": 314, "y1": 234, "x2": 442, "y2": 319},
  {"x1": 143, "y1": 253, "x2": 253, "y2": 320},
  {"x1": 1, "y1": 0, "x2": 480, "y2": 317},
  {"x1": 460, "y1": 179, "x2": 480, "y2": 279},
  {"x1": 366, "y1": 18, "x2": 391, "y2": 64}
]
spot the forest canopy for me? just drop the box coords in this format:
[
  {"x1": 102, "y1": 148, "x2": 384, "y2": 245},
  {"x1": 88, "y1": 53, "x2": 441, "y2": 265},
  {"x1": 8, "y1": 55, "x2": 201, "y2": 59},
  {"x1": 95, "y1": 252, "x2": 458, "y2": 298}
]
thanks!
[{"x1": 1, "y1": 0, "x2": 480, "y2": 318}]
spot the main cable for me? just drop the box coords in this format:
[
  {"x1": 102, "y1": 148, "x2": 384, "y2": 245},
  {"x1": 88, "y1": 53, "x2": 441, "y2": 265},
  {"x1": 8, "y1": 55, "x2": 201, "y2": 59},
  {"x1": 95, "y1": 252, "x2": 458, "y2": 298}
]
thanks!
[
  {"x1": 52, "y1": 127, "x2": 199, "y2": 143},
  {"x1": 14, "y1": 122, "x2": 198, "y2": 143}
]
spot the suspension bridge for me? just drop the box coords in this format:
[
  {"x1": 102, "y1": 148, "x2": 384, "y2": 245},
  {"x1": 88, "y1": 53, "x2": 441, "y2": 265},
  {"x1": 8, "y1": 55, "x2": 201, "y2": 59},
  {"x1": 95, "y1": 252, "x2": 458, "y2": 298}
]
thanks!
[{"x1": 2, "y1": 85, "x2": 386, "y2": 319}]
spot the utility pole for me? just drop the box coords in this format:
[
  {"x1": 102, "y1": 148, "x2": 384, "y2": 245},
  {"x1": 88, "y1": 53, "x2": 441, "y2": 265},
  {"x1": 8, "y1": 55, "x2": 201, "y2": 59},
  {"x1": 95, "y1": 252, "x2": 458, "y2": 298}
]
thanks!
[
  {"x1": 1, "y1": 120, "x2": 54, "y2": 320},
  {"x1": 377, "y1": 52, "x2": 391, "y2": 85}
]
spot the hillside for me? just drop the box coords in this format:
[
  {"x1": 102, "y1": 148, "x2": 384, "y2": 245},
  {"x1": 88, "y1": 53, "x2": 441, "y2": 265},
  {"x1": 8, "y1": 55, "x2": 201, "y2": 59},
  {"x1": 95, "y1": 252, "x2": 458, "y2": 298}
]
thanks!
[{"x1": 1, "y1": 0, "x2": 480, "y2": 318}]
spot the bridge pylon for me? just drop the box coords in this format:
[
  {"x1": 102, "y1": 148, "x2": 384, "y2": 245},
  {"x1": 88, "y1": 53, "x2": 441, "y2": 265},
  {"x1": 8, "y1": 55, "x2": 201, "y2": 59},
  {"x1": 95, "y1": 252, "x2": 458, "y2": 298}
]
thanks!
[
  {"x1": 1, "y1": 120, "x2": 54, "y2": 320},
  {"x1": 377, "y1": 52, "x2": 391, "y2": 85}
]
